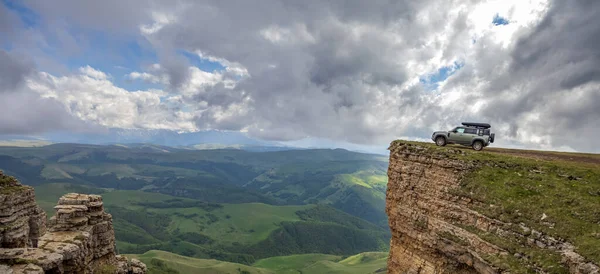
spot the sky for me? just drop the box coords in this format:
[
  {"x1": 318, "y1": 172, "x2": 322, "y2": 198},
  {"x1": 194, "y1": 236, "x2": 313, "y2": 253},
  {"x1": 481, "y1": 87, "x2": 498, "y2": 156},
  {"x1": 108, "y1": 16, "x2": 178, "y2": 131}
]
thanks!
[{"x1": 0, "y1": 0, "x2": 599, "y2": 153}]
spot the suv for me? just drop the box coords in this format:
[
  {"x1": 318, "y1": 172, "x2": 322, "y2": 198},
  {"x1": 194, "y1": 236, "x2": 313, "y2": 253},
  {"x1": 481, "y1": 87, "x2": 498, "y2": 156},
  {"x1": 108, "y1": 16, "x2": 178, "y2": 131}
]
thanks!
[{"x1": 431, "y1": 122, "x2": 495, "y2": 151}]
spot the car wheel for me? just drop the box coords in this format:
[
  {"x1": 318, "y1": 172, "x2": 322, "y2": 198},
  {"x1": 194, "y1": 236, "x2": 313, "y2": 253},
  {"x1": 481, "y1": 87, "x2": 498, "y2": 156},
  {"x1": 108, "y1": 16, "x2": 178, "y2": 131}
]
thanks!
[
  {"x1": 472, "y1": 141, "x2": 483, "y2": 151},
  {"x1": 435, "y1": 136, "x2": 446, "y2": 146}
]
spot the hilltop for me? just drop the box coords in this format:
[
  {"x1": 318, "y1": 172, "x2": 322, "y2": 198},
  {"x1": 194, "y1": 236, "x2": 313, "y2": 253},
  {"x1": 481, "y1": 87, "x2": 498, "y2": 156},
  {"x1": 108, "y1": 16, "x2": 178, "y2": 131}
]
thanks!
[{"x1": 386, "y1": 140, "x2": 600, "y2": 273}]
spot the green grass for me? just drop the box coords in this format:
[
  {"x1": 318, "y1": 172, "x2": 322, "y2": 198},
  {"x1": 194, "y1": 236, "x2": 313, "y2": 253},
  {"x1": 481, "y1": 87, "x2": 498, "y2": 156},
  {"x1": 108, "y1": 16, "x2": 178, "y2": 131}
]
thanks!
[
  {"x1": 91, "y1": 189, "x2": 310, "y2": 245},
  {"x1": 127, "y1": 250, "x2": 273, "y2": 274},
  {"x1": 147, "y1": 202, "x2": 311, "y2": 245},
  {"x1": 254, "y1": 252, "x2": 387, "y2": 274},
  {"x1": 41, "y1": 164, "x2": 76, "y2": 179},
  {"x1": 190, "y1": 203, "x2": 309, "y2": 245},
  {"x1": 462, "y1": 157, "x2": 600, "y2": 263},
  {"x1": 126, "y1": 250, "x2": 387, "y2": 274},
  {"x1": 33, "y1": 184, "x2": 388, "y2": 259},
  {"x1": 253, "y1": 253, "x2": 342, "y2": 273},
  {"x1": 457, "y1": 158, "x2": 600, "y2": 270}
]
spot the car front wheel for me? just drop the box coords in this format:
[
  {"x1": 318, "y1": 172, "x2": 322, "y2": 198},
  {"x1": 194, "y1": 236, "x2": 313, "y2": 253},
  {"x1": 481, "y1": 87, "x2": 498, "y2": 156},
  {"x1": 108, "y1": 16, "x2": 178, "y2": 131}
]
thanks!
[
  {"x1": 472, "y1": 141, "x2": 483, "y2": 151},
  {"x1": 435, "y1": 136, "x2": 447, "y2": 146}
]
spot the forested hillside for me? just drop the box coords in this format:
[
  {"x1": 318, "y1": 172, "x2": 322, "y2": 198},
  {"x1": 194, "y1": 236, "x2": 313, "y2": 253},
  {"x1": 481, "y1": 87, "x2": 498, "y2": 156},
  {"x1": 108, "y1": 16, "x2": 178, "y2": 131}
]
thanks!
[{"x1": 0, "y1": 143, "x2": 390, "y2": 269}]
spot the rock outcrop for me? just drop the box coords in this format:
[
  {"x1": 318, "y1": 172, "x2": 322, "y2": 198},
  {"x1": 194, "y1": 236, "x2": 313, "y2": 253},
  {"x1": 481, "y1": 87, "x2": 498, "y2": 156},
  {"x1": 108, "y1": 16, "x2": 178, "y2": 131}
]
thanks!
[
  {"x1": 385, "y1": 141, "x2": 599, "y2": 274},
  {"x1": 0, "y1": 172, "x2": 46, "y2": 249},
  {"x1": 0, "y1": 171, "x2": 147, "y2": 274}
]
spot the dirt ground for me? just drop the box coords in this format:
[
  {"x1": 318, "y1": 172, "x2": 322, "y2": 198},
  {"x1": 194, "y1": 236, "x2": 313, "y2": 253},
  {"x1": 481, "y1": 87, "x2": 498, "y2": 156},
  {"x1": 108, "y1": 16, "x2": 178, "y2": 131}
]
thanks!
[{"x1": 448, "y1": 144, "x2": 600, "y2": 166}]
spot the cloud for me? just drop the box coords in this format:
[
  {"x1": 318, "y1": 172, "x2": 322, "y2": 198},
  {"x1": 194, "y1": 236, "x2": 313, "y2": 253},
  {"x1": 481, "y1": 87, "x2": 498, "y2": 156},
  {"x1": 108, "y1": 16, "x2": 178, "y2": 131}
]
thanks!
[
  {"x1": 0, "y1": 50, "x2": 34, "y2": 92},
  {"x1": 5, "y1": 0, "x2": 600, "y2": 153},
  {"x1": 0, "y1": 90, "x2": 98, "y2": 135},
  {"x1": 0, "y1": 51, "x2": 99, "y2": 134},
  {"x1": 29, "y1": 66, "x2": 196, "y2": 132},
  {"x1": 0, "y1": 2, "x2": 19, "y2": 41}
]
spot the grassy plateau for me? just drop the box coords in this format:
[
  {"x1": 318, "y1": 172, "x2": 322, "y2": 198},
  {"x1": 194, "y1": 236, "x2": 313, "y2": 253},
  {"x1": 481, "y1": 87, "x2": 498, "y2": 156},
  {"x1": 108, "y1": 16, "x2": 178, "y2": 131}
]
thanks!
[{"x1": 391, "y1": 140, "x2": 600, "y2": 273}]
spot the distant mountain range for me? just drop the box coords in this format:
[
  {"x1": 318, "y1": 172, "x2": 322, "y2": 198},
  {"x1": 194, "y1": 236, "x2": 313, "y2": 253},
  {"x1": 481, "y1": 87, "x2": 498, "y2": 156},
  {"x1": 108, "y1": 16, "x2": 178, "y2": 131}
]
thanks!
[
  {"x1": 0, "y1": 129, "x2": 301, "y2": 152},
  {"x1": 0, "y1": 128, "x2": 389, "y2": 155}
]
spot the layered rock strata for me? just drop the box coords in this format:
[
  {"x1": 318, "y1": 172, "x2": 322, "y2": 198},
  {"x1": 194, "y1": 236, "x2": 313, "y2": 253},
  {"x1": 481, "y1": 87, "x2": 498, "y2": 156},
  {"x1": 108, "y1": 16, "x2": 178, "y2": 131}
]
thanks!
[
  {"x1": 0, "y1": 171, "x2": 46, "y2": 249},
  {"x1": 0, "y1": 172, "x2": 146, "y2": 273},
  {"x1": 385, "y1": 141, "x2": 599, "y2": 274}
]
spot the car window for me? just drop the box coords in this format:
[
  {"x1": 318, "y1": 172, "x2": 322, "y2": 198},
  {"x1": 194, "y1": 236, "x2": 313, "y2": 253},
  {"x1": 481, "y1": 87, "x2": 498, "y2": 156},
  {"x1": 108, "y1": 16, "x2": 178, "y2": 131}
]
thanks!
[
  {"x1": 456, "y1": 128, "x2": 465, "y2": 133},
  {"x1": 465, "y1": 128, "x2": 477, "y2": 134}
]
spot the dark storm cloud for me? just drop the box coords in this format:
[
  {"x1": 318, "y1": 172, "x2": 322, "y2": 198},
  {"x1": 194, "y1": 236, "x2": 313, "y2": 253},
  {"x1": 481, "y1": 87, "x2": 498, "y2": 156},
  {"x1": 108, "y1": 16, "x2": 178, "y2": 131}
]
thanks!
[
  {"x1": 501, "y1": 0, "x2": 600, "y2": 151},
  {"x1": 511, "y1": 0, "x2": 600, "y2": 90},
  {"x1": 147, "y1": 0, "x2": 437, "y2": 144},
  {"x1": 0, "y1": 50, "x2": 34, "y2": 92},
  {"x1": 159, "y1": 51, "x2": 191, "y2": 90}
]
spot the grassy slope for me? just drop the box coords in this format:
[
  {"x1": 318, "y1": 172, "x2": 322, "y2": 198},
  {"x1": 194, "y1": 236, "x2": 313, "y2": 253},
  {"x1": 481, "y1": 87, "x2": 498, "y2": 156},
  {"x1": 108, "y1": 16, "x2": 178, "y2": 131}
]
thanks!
[
  {"x1": 34, "y1": 184, "x2": 311, "y2": 246},
  {"x1": 127, "y1": 250, "x2": 388, "y2": 274},
  {"x1": 254, "y1": 252, "x2": 387, "y2": 274},
  {"x1": 391, "y1": 140, "x2": 600, "y2": 273},
  {"x1": 33, "y1": 183, "x2": 388, "y2": 265},
  {"x1": 127, "y1": 250, "x2": 273, "y2": 274},
  {"x1": 150, "y1": 203, "x2": 310, "y2": 245}
]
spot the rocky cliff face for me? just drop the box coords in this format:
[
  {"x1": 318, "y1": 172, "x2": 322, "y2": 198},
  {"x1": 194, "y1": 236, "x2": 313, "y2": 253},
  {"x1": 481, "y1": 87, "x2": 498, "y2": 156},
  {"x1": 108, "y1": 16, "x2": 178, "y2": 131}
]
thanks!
[
  {"x1": 0, "y1": 172, "x2": 46, "y2": 249},
  {"x1": 385, "y1": 141, "x2": 599, "y2": 274},
  {"x1": 0, "y1": 171, "x2": 147, "y2": 274}
]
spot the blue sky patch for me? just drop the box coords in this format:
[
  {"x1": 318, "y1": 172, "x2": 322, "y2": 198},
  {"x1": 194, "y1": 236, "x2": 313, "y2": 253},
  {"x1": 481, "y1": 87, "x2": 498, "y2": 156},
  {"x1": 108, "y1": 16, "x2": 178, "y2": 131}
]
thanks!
[
  {"x1": 492, "y1": 14, "x2": 510, "y2": 26},
  {"x1": 178, "y1": 50, "x2": 226, "y2": 73},
  {"x1": 2, "y1": 0, "x2": 39, "y2": 28},
  {"x1": 419, "y1": 61, "x2": 464, "y2": 91}
]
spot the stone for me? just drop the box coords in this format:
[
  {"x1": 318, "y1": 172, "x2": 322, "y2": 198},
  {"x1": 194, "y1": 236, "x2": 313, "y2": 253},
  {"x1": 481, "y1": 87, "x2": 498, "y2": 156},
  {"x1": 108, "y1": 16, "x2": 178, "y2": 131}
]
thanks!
[
  {"x1": 0, "y1": 172, "x2": 46, "y2": 249},
  {"x1": 0, "y1": 171, "x2": 146, "y2": 274}
]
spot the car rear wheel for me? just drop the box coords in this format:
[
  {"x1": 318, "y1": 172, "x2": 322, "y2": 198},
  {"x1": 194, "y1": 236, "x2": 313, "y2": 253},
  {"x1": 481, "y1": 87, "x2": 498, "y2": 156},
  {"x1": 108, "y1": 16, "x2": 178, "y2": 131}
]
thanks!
[
  {"x1": 435, "y1": 136, "x2": 446, "y2": 146},
  {"x1": 472, "y1": 140, "x2": 483, "y2": 151}
]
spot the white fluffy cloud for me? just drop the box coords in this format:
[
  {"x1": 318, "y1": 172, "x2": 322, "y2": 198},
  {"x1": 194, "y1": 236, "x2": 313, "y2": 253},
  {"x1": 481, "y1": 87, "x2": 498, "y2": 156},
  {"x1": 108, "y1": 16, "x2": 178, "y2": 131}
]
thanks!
[{"x1": 29, "y1": 66, "x2": 196, "y2": 131}]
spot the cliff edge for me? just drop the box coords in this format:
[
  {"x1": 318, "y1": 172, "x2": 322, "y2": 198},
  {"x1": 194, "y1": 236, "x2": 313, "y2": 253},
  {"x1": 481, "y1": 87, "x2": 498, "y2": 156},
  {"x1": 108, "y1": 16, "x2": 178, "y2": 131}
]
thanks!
[
  {"x1": 386, "y1": 141, "x2": 599, "y2": 274},
  {"x1": 0, "y1": 171, "x2": 147, "y2": 274}
]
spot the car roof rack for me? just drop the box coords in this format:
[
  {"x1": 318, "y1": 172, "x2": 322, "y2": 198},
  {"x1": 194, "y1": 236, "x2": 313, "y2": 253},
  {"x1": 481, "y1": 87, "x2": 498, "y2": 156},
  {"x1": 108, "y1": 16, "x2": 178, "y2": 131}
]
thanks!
[{"x1": 461, "y1": 122, "x2": 491, "y2": 129}]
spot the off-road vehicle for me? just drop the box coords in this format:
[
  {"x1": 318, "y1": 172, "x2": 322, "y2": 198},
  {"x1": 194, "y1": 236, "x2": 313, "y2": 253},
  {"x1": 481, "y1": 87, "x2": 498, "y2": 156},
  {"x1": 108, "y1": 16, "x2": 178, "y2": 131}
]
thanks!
[{"x1": 431, "y1": 122, "x2": 495, "y2": 151}]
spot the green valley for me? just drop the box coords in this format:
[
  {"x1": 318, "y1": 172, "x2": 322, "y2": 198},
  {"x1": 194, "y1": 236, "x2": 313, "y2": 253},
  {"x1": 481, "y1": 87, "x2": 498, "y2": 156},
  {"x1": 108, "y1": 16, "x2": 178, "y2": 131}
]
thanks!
[
  {"x1": 0, "y1": 143, "x2": 390, "y2": 270},
  {"x1": 127, "y1": 250, "x2": 388, "y2": 274}
]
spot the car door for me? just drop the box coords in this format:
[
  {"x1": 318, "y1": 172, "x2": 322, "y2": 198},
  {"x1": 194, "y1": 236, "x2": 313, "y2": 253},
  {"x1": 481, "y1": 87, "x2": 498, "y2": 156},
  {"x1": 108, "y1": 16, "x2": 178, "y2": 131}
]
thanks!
[
  {"x1": 448, "y1": 127, "x2": 465, "y2": 143},
  {"x1": 463, "y1": 128, "x2": 478, "y2": 144}
]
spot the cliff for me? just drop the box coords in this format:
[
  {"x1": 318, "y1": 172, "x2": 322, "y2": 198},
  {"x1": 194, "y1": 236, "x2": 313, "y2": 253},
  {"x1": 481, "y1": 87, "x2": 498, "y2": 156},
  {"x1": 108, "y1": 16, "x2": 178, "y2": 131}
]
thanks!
[
  {"x1": 0, "y1": 171, "x2": 147, "y2": 274},
  {"x1": 386, "y1": 141, "x2": 600, "y2": 274}
]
